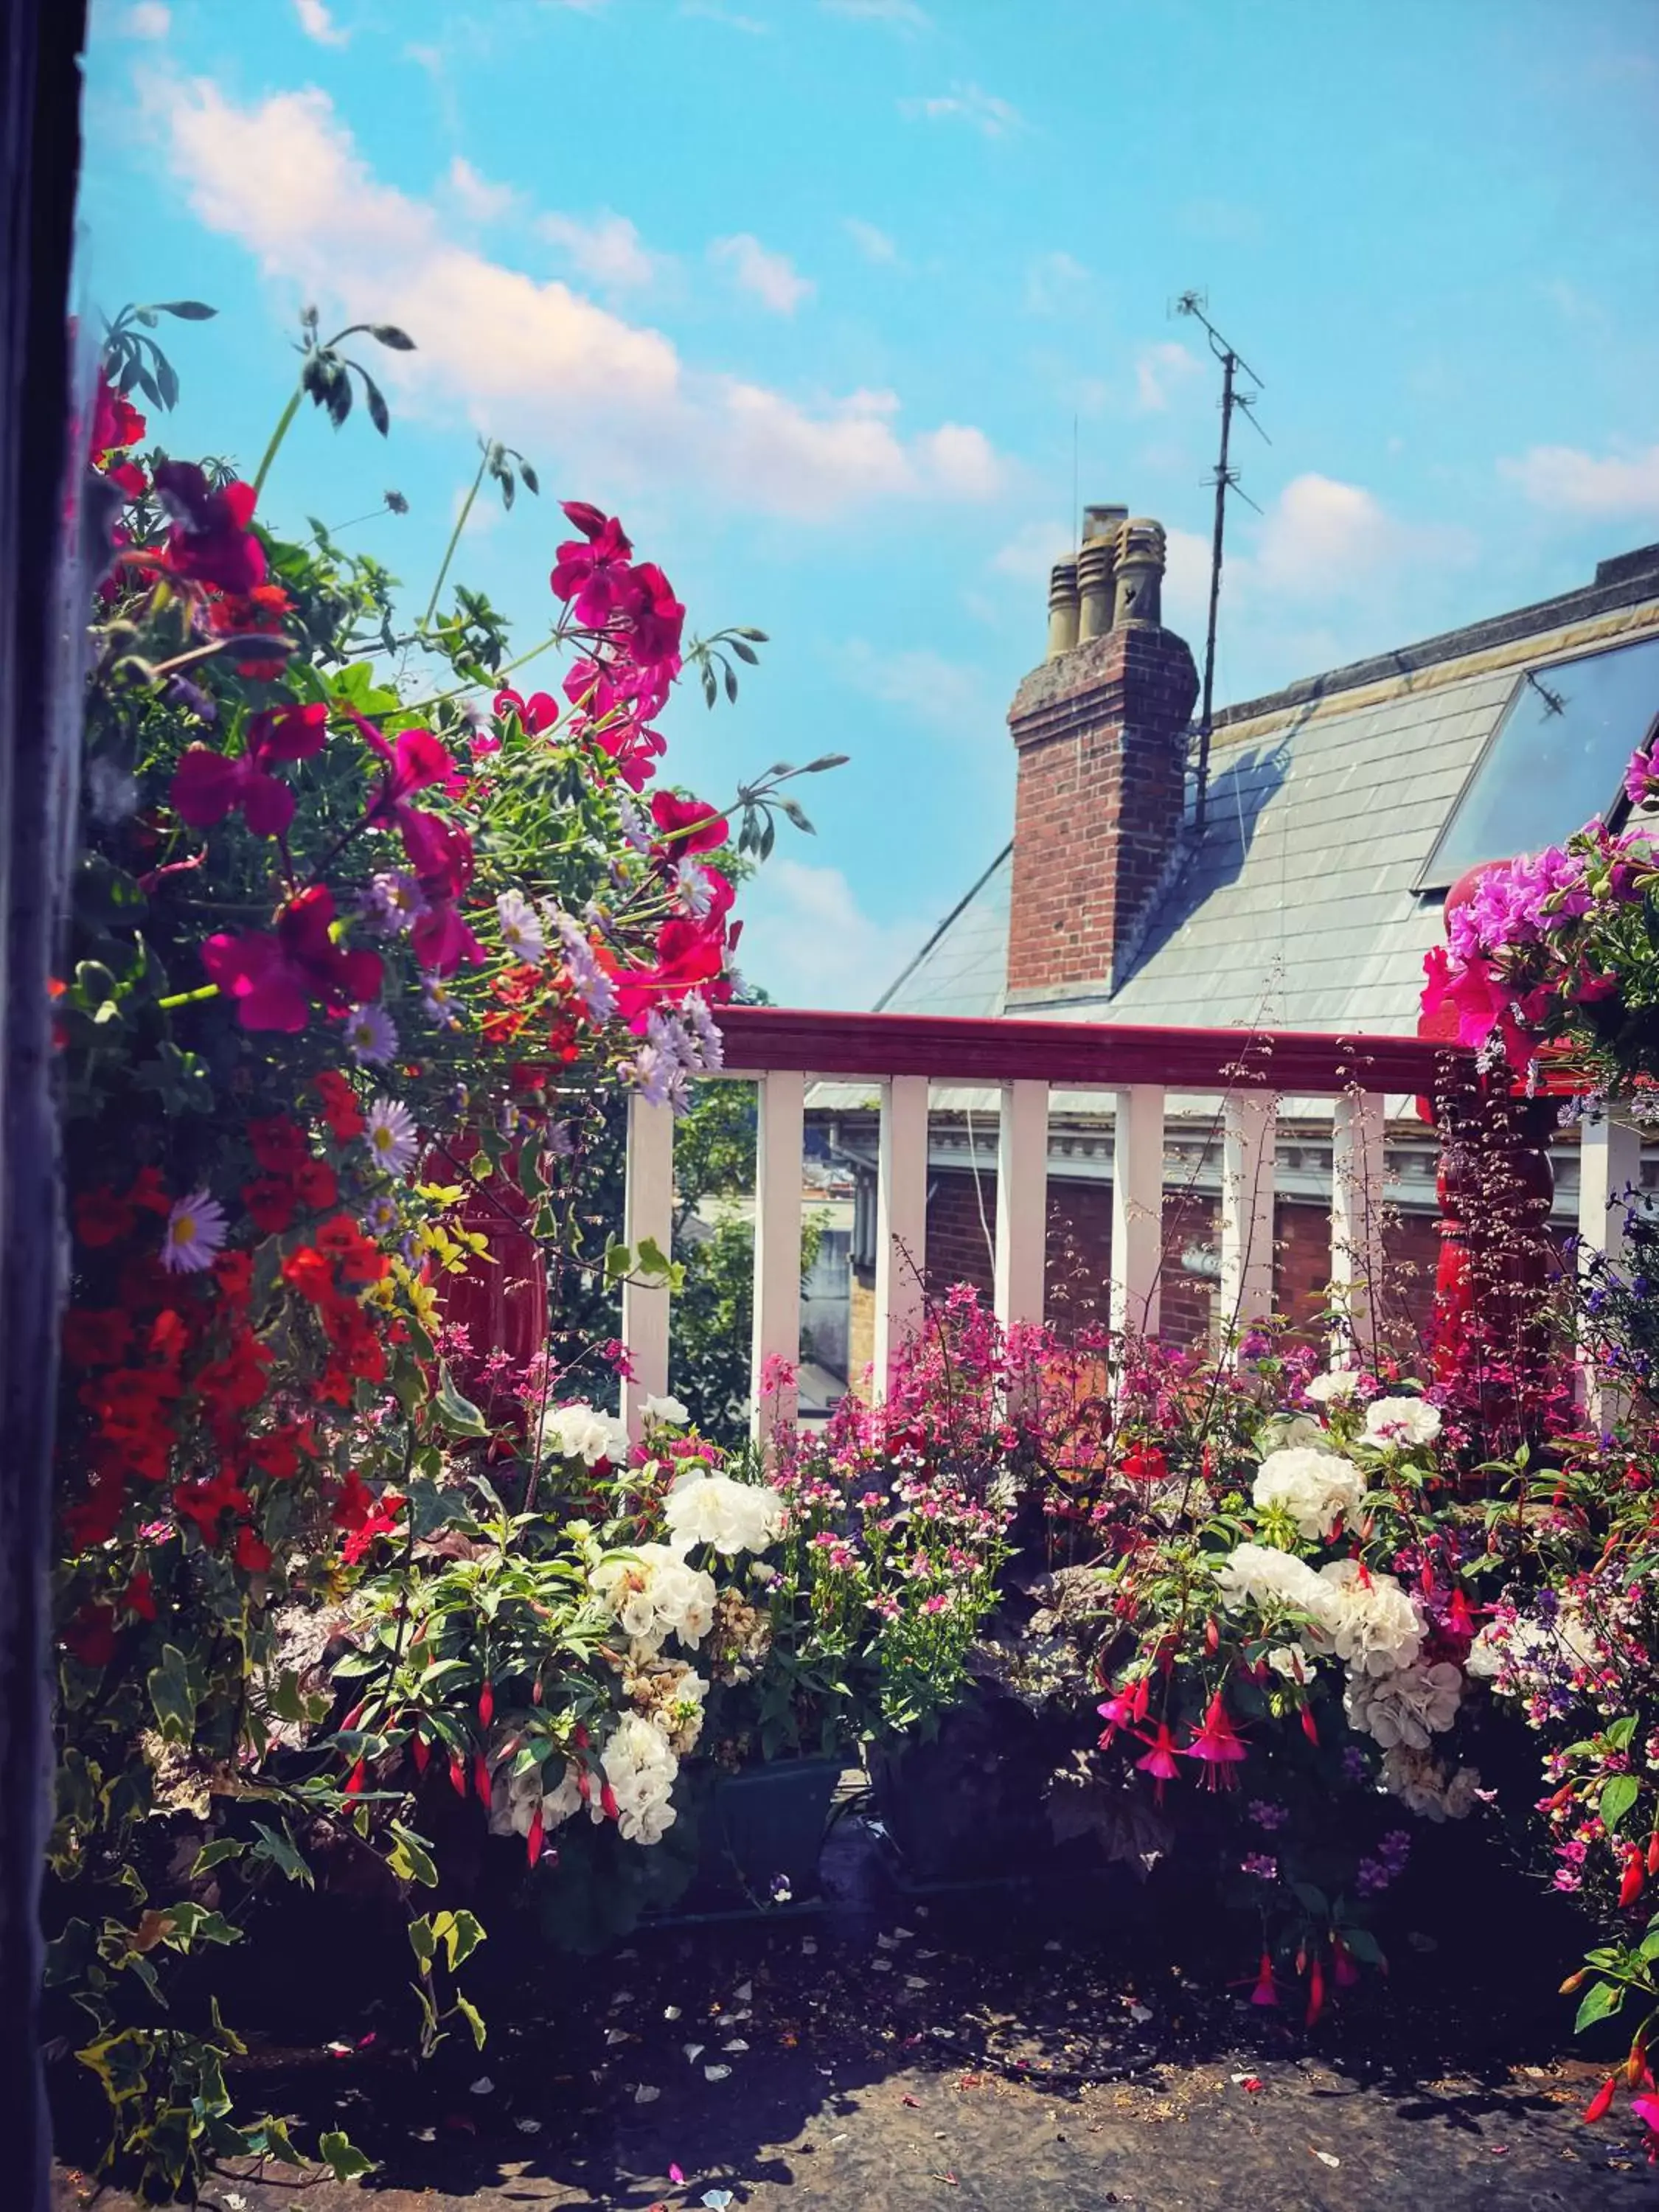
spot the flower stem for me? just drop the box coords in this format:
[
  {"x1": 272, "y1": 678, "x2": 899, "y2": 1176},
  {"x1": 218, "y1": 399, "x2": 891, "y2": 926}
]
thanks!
[
  {"x1": 422, "y1": 450, "x2": 490, "y2": 631},
  {"x1": 156, "y1": 984, "x2": 220, "y2": 1009},
  {"x1": 251, "y1": 387, "x2": 304, "y2": 501}
]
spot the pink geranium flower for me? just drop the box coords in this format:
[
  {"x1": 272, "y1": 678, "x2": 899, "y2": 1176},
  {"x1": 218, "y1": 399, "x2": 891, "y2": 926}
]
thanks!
[
  {"x1": 153, "y1": 460, "x2": 266, "y2": 594},
  {"x1": 550, "y1": 503, "x2": 636, "y2": 625},
  {"x1": 201, "y1": 885, "x2": 383, "y2": 1033},
  {"x1": 170, "y1": 702, "x2": 329, "y2": 838}
]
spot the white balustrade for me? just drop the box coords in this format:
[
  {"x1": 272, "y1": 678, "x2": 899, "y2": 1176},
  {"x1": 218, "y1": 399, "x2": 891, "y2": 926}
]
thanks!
[
  {"x1": 620, "y1": 1095, "x2": 674, "y2": 1437},
  {"x1": 873, "y1": 1074, "x2": 930, "y2": 1395},
  {"x1": 994, "y1": 1079, "x2": 1048, "y2": 1331},
  {"x1": 1330, "y1": 1089, "x2": 1387, "y2": 1363},
  {"x1": 1578, "y1": 1108, "x2": 1643, "y2": 1424},
  {"x1": 1110, "y1": 1083, "x2": 1165, "y2": 1340},
  {"x1": 750, "y1": 1068, "x2": 805, "y2": 1439},
  {"x1": 1220, "y1": 1090, "x2": 1276, "y2": 1338}
]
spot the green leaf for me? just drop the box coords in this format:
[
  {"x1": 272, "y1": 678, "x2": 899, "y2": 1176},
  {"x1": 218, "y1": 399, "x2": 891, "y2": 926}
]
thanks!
[
  {"x1": 1601, "y1": 1774, "x2": 1641, "y2": 1834},
  {"x1": 319, "y1": 2129, "x2": 376, "y2": 2180},
  {"x1": 431, "y1": 1907, "x2": 486, "y2": 1971},
  {"x1": 249, "y1": 1821, "x2": 314, "y2": 1887},
  {"x1": 434, "y1": 1362, "x2": 490, "y2": 1439},
  {"x1": 370, "y1": 323, "x2": 417, "y2": 350},
  {"x1": 1607, "y1": 1716, "x2": 1639, "y2": 1753},
  {"x1": 1291, "y1": 1881, "x2": 1329, "y2": 1919},
  {"x1": 189, "y1": 1838, "x2": 247, "y2": 1875},
  {"x1": 146, "y1": 1645, "x2": 198, "y2": 1745},
  {"x1": 455, "y1": 1993, "x2": 487, "y2": 2051},
  {"x1": 386, "y1": 1822, "x2": 439, "y2": 1888},
  {"x1": 156, "y1": 300, "x2": 218, "y2": 320},
  {"x1": 1576, "y1": 1979, "x2": 1626, "y2": 2032}
]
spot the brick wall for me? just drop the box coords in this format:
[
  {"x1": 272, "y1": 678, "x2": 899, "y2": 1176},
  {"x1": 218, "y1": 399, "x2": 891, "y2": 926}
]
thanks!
[
  {"x1": 1006, "y1": 623, "x2": 1199, "y2": 1000},
  {"x1": 917, "y1": 1168, "x2": 1441, "y2": 1357}
]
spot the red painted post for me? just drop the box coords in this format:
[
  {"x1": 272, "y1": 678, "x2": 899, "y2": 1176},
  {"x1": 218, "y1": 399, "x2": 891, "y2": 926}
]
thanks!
[{"x1": 426, "y1": 1138, "x2": 548, "y2": 1422}]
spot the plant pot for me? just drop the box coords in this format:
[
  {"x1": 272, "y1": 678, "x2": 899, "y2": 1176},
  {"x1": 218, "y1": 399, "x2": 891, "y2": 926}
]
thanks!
[
  {"x1": 871, "y1": 1693, "x2": 1055, "y2": 1885},
  {"x1": 693, "y1": 1753, "x2": 844, "y2": 1906}
]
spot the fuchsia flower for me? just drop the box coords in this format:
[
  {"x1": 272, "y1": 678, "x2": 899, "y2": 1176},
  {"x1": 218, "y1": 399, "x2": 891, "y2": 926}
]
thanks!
[
  {"x1": 1133, "y1": 1722, "x2": 1180, "y2": 1802},
  {"x1": 1183, "y1": 1691, "x2": 1248, "y2": 1788},
  {"x1": 1096, "y1": 1674, "x2": 1150, "y2": 1747},
  {"x1": 153, "y1": 459, "x2": 266, "y2": 594},
  {"x1": 170, "y1": 702, "x2": 329, "y2": 838},
  {"x1": 201, "y1": 884, "x2": 383, "y2": 1033},
  {"x1": 1248, "y1": 1950, "x2": 1279, "y2": 2007}
]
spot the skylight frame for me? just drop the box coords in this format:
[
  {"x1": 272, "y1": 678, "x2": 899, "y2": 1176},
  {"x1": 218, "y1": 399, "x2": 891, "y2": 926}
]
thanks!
[{"x1": 1415, "y1": 632, "x2": 1659, "y2": 896}]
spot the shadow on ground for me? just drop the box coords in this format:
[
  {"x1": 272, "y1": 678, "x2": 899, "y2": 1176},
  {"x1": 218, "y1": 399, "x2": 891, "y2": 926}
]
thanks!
[{"x1": 53, "y1": 1815, "x2": 1656, "y2": 2212}]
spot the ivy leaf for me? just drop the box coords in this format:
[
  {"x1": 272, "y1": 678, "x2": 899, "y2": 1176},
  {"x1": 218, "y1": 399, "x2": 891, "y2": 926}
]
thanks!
[
  {"x1": 319, "y1": 2129, "x2": 377, "y2": 2179},
  {"x1": 189, "y1": 1839, "x2": 247, "y2": 1876},
  {"x1": 386, "y1": 1822, "x2": 439, "y2": 1888},
  {"x1": 249, "y1": 1821, "x2": 313, "y2": 1887},
  {"x1": 147, "y1": 1645, "x2": 198, "y2": 1745},
  {"x1": 454, "y1": 1994, "x2": 488, "y2": 2051}
]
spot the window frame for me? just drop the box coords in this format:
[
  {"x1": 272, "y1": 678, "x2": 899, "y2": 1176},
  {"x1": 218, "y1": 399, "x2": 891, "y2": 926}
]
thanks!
[{"x1": 1414, "y1": 632, "x2": 1659, "y2": 895}]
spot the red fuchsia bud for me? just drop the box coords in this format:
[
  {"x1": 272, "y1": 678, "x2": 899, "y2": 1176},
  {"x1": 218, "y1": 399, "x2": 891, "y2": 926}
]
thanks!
[
  {"x1": 1647, "y1": 1827, "x2": 1659, "y2": 1878},
  {"x1": 478, "y1": 1682, "x2": 495, "y2": 1730},
  {"x1": 1205, "y1": 1616, "x2": 1220, "y2": 1655},
  {"x1": 1331, "y1": 1938, "x2": 1360, "y2": 1989},
  {"x1": 526, "y1": 1809, "x2": 545, "y2": 1865},
  {"x1": 410, "y1": 1731, "x2": 429, "y2": 1775},
  {"x1": 600, "y1": 1782, "x2": 620, "y2": 1821},
  {"x1": 1630, "y1": 2029, "x2": 1653, "y2": 2091},
  {"x1": 474, "y1": 1753, "x2": 492, "y2": 1804},
  {"x1": 1249, "y1": 1951, "x2": 1279, "y2": 2007},
  {"x1": 1305, "y1": 1956, "x2": 1326, "y2": 2028},
  {"x1": 572, "y1": 1722, "x2": 589, "y2": 1750},
  {"x1": 1621, "y1": 1845, "x2": 1645, "y2": 1909},
  {"x1": 1301, "y1": 1704, "x2": 1320, "y2": 1747},
  {"x1": 341, "y1": 1700, "x2": 366, "y2": 1733},
  {"x1": 344, "y1": 1759, "x2": 366, "y2": 1796},
  {"x1": 1584, "y1": 2074, "x2": 1618, "y2": 2123},
  {"x1": 576, "y1": 1767, "x2": 591, "y2": 1803},
  {"x1": 532, "y1": 1677, "x2": 544, "y2": 1706},
  {"x1": 448, "y1": 1753, "x2": 467, "y2": 1798},
  {"x1": 1448, "y1": 1587, "x2": 1475, "y2": 1635}
]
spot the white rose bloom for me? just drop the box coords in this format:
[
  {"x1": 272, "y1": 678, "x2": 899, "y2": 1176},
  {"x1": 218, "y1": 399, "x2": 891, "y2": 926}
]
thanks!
[
  {"x1": 591, "y1": 1543, "x2": 718, "y2": 1655},
  {"x1": 1214, "y1": 1543, "x2": 1336, "y2": 1621},
  {"x1": 1313, "y1": 1559, "x2": 1425, "y2": 1676},
  {"x1": 1252, "y1": 1447, "x2": 1366, "y2": 1542},
  {"x1": 664, "y1": 1470, "x2": 785, "y2": 1558},
  {"x1": 546, "y1": 1401, "x2": 631, "y2": 1466},
  {"x1": 1343, "y1": 1658, "x2": 1464, "y2": 1750},
  {"x1": 639, "y1": 1394, "x2": 689, "y2": 1426},
  {"x1": 1304, "y1": 1368, "x2": 1360, "y2": 1405},
  {"x1": 1361, "y1": 1396, "x2": 1441, "y2": 1449}
]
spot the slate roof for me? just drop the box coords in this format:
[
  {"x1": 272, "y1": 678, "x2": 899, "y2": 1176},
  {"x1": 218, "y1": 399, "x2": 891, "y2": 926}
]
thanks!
[{"x1": 876, "y1": 556, "x2": 1659, "y2": 1041}]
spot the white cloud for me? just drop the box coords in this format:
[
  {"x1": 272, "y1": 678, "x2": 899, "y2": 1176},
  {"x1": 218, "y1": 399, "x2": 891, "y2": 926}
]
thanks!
[
  {"x1": 742, "y1": 859, "x2": 931, "y2": 1011},
  {"x1": 1024, "y1": 250, "x2": 1088, "y2": 316},
  {"x1": 681, "y1": 0, "x2": 771, "y2": 27},
  {"x1": 990, "y1": 518, "x2": 1072, "y2": 582},
  {"x1": 710, "y1": 233, "x2": 815, "y2": 315},
  {"x1": 540, "y1": 208, "x2": 658, "y2": 290},
  {"x1": 900, "y1": 83, "x2": 1023, "y2": 138},
  {"x1": 1250, "y1": 473, "x2": 1473, "y2": 601},
  {"x1": 446, "y1": 156, "x2": 518, "y2": 225},
  {"x1": 122, "y1": 1, "x2": 170, "y2": 35},
  {"x1": 838, "y1": 640, "x2": 995, "y2": 733},
  {"x1": 823, "y1": 0, "x2": 930, "y2": 25},
  {"x1": 153, "y1": 77, "x2": 1005, "y2": 522},
  {"x1": 1500, "y1": 442, "x2": 1659, "y2": 518},
  {"x1": 293, "y1": 0, "x2": 347, "y2": 45},
  {"x1": 844, "y1": 217, "x2": 898, "y2": 265},
  {"x1": 1133, "y1": 340, "x2": 1203, "y2": 412}
]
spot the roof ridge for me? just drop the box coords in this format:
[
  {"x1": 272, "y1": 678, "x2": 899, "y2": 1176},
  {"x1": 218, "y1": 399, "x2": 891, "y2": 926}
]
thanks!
[{"x1": 873, "y1": 841, "x2": 1012, "y2": 1012}]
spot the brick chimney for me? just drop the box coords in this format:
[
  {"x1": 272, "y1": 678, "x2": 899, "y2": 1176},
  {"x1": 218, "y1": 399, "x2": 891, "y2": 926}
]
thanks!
[{"x1": 1006, "y1": 509, "x2": 1198, "y2": 1004}]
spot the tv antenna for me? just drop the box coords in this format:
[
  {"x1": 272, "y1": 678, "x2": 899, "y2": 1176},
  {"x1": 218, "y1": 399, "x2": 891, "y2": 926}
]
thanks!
[{"x1": 1172, "y1": 291, "x2": 1268, "y2": 833}]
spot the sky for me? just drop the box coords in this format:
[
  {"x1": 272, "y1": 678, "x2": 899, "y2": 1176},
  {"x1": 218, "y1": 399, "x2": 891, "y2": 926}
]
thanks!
[{"x1": 80, "y1": 0, "x2": 1659, "y2": 1008}]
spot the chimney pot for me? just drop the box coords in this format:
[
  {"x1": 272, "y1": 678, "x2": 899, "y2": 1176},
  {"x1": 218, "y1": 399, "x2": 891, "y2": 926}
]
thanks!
[
  {"x1": 1112, "y1": 517, "x2": 1167, "y2": 628},
  {"x1": 1077, "y1": 538, "x2": 1116, "y2": 643},
  {"x1": 1046, "y1": 560, "x2": 1079, "y2": 660}
]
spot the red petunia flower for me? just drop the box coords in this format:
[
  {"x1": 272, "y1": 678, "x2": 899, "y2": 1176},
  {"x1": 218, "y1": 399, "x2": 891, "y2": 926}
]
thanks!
[{"x1": 313, "y1": 1069, "x2": 366, "y2": 1141}]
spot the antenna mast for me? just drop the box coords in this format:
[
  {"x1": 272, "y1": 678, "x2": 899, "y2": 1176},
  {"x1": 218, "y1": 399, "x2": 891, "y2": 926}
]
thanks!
[{"x1": 1172, "y1": 291, "x2": 1267, "y2": 834}]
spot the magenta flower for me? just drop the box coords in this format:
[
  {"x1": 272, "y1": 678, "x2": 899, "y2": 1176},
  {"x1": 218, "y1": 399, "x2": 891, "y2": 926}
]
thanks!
[
  {"x1": 153, "y1": 461, "x2": 266, "y2": 594},
  {"x1": 201, "y1": 884, "x2": 383, "y2": 1034},
  {"x1": 1626, "y1": 746, "x2": 1659, "y2": 810},
  {"x1": 549, "y1": 504, "x2": 636, "y2": 625},
  {"x1": 170, "y1": 702, "x2": 329, "y2": 838}
]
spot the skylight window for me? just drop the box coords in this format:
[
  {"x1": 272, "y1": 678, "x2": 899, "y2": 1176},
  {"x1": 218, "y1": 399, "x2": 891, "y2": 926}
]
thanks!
[{"x1": 1418, "y1": 632, "x2": 1659, "y2": 892}]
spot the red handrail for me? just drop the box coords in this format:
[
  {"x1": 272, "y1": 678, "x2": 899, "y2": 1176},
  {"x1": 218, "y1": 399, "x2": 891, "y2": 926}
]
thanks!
[{"x1": 717, "y1": 1005, "x2": 1470, "y2": 1096}]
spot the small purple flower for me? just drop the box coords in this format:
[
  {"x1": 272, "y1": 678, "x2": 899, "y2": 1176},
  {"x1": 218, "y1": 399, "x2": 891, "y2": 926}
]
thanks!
[
  {"x1": 1240, "y1": 1853, "x2": 1279, "y2": 1882},
  {"x1": 420, "y1": 972, "x2": 463, "y2": 1032},
  {"x1": 161, "y1": 1189, "x2": 227, "y2": 1273},
  {"x1": 343, "y1": 1002, "x2": 398, "y2": 1067},
  {"x1": 362, "y1": 870, "x2": 428, "y2": 936},
  {"x1": 364, "y1": 1096, "x2": 419, "y2": 1178}
]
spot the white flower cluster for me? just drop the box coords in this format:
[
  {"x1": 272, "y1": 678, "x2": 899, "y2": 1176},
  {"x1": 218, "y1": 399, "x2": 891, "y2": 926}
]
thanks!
[
  {"x1": 1303, "y1": 1368, "x2": 1360, "y2": 1406},
  {"x1": 1314, "y1": 1558, "x2": 1426, "y2": 1678},
  {"x1": 1379, "y1": 1744, "x2": 1481, "y2": 1822},
  {"x1": 664, "y1": 1469, "x2": 786, "y2": 1558},
  {"x1": 546, "y1": 1401, "x2": 631, "y2": 1467},
  {"x1": 1361, "y1": 1396, "x2": 1441, "y2": 1449},
  {"x1": 591, "y1": 1543, "x2": 717, "y2": 1655},
  {"x1": 602, "y1": 1710, "x2": 681, "y2": 1844},
  {"x1": 1251, "y1": 1447, "x2": 1366, "y2": 1541},
  {"x1": 1343, "y1": 1658, "x2": 1464, "y2": 1750}
]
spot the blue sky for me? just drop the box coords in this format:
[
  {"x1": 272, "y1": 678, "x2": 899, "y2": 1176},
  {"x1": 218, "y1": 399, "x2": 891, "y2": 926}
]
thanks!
[{"x1": 83, "y1": 0, "x2": 1659, "y2": 1006}]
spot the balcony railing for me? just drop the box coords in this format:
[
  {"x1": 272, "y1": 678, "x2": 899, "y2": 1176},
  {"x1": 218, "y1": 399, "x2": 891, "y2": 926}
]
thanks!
[{"x1": 618, "y1": 1007, "x2": 1643, "y2": 1436}]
